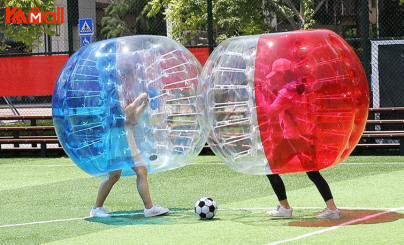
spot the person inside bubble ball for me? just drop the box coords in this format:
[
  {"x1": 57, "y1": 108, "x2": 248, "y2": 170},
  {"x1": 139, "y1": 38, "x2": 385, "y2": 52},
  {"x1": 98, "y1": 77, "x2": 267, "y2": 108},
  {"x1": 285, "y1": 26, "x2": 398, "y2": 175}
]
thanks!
[
  {"x1": 256, "y1": 58, "x2": 340, "y2": 219},
  {"x1": 90, "y1": 62, "x2": 169, "y2": 218}
]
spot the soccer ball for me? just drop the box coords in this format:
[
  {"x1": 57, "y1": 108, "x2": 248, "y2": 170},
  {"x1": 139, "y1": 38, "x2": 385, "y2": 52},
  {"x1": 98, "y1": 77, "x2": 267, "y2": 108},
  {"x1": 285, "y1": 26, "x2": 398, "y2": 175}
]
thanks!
[{"x1": 195, "y1": 197, "x2": 217, "y2": 219}]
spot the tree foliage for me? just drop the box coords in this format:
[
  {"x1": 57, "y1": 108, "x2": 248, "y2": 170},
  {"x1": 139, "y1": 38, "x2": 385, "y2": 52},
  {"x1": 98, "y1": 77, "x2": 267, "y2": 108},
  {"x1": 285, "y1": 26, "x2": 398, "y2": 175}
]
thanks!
[
  {"x1": 100, "y1": 0, "x2": 166, "y2": 39},
  {"x1": 147, "y1": 0, "x2": 206, "y2": 41},
  {"x1": 0, "y1": 0, "x2": 58, "y2": 52},
  {"x1": 146, "y1": 0, "x2": 317, "y2": 45}
]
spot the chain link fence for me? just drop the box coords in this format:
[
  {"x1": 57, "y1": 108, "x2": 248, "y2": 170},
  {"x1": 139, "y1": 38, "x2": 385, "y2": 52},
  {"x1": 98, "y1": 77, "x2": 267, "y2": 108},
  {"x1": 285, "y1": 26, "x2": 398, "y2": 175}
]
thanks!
[{"x1": 1, "y1": 0, "x2": 403, "y2": 116}]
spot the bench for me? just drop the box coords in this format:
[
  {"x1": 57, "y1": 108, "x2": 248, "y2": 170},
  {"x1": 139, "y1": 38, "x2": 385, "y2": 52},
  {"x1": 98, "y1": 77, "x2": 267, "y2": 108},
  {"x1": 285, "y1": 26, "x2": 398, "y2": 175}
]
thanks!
[
  {"x1": 0, "y1": 114, "x2": 53, "y2": 125},
  {"x1": 0, "y1": 115, "x2": 63, "y2": 157},
  {"x1": 356, "y1": 107, "x2": 404, "y2": 155},
  {"x1": 0, "y1": 138, "x2": 62, "y2": 157}
]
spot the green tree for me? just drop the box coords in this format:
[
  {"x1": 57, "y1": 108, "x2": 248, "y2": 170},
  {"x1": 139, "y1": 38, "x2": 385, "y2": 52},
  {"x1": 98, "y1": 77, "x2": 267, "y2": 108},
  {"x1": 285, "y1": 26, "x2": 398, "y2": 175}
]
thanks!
[
  {"x1": 0, "y1": 0, "x2": 58, "y2": 52},
  {"x1": 146, "y1": 0, "x2": 318, "y2": 45},
  {"x1": 147, "y1": 0, "x2": 207, "y2": 42},
  {"x1": 214, "y1": 0, "x2": 269, "y2": 43},
  {"x1": 100, "y1": 0, "x2": 166, "y2": 39}
]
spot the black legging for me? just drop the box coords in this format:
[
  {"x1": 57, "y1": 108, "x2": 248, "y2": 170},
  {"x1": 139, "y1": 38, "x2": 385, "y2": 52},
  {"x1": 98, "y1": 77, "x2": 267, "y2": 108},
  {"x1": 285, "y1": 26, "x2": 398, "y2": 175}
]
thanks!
[{"x1": 267, "y1": 171, "x2": 333, "y2": 202}]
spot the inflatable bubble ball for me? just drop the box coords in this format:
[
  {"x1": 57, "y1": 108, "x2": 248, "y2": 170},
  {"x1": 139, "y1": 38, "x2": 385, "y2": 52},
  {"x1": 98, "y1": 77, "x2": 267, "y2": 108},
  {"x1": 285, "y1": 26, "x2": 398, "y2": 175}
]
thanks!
[
  {"x1": 53, "y1": 35, "x2": 206, "y2": 176},
  {"x1": 197, "y1": 29, "x2": 369, "y2": 175}
]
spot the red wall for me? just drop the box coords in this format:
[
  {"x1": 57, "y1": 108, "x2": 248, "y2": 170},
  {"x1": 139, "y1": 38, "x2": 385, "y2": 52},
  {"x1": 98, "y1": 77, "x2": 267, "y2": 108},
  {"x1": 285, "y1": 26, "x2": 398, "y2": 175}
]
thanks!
[
  {"x1": 0, "y1": 55, "x2": 69, "y2": 97},
  {"x1": 188, "y1": 47, "x2": 210, "y2": 66}
]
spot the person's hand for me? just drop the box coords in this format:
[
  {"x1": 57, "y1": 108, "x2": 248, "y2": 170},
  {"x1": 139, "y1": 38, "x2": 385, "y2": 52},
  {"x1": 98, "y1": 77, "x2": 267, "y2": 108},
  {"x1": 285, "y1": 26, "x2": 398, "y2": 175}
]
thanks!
[
  {"x1": 143, "y1": 96, "x2": 149, "y2": 105},
  {"x1": 138, "y1": 92, "x2": 149, "y2": 107},
  {"x1": 139, "y1": 92, "x2": 148, "y2": 101}
]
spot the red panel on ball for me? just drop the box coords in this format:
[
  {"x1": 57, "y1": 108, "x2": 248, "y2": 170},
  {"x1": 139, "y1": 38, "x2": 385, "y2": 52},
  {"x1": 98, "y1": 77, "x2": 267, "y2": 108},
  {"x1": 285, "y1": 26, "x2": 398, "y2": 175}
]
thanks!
[{"x1": 254, "y1": 29, "x2": 369, "y2": 174}]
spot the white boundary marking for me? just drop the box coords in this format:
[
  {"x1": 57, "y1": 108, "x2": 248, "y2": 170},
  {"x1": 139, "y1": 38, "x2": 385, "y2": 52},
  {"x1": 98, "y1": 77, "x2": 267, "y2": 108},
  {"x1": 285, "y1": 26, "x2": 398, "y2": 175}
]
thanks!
[
  {"x1": 266, "y1": 207, "x2": 404, "y2": 245},
  {"x1": 340, "y1": 162, "x2": 404, "y2": 165},
  {"x1": 1, "y1": 206, "x2": 403, "y2": 229},
  {"x1": 0, "y1": 217, "x2": 86, "y2": 228}
]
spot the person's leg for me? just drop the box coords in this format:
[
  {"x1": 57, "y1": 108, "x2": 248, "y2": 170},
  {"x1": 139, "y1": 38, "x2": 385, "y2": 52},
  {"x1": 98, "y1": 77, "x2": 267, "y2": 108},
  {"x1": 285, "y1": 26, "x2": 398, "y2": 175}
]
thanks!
[
  {"x1": 90, "y1": 170, "x2": 122, "y2": 217},
  {"x1": 131, "y1": 158, "x2": 169, "y2": 217},
  {"x1": 306, "y1": 171, "x2": 337, "y2": 210},
  {"x1": 306, "y1": 171, "x2": 340, "y2": 219},
  {"x1": 266, "y1": 174, "x2": 292, "y2": 217},
  {"x1": 271, "y1": 140, "x2": 297, "y2": 170},
  {"x1": 95, "y1": 170, "x2": 122, "y2": 207},
  {"x1": 267, "y1": 174, "x2": 290, "y2": 209},
  {"x1": 293, "y1": 138, "x2": 316, "y2": 170},
  {"x1": 132, "y1": 165, "x2": 153, "y2": 209}
]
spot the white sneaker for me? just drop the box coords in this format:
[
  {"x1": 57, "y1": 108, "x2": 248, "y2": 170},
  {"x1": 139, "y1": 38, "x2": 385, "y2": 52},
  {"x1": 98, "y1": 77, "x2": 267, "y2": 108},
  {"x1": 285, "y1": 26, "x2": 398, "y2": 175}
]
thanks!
[
  {"x1": 266, "y1": 205, "x2": 292, "y2": 218},
  {"x1": 90, "y1": 207, "x2": 110, "y2": 218},
  {"x1": 144, "y1": 204, "x2": 169, "y2": 217},
  {"x1": 316, "y1": 208, "x2": 340, "y2": 219}
]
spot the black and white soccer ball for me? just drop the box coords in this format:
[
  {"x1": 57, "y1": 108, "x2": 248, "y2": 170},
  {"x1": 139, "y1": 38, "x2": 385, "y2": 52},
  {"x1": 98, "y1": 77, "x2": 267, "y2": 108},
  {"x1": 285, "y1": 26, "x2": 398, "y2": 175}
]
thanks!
[{"x1": 194, "y1": 197, "x2": 217, "y2": 219}]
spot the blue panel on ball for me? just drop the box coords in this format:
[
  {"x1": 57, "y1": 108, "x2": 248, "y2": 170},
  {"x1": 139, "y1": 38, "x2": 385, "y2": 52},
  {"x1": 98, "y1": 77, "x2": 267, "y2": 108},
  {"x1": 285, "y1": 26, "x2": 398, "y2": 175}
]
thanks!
[{"x1": 148, "y1": 86, "x2": 160, "y2": 110}]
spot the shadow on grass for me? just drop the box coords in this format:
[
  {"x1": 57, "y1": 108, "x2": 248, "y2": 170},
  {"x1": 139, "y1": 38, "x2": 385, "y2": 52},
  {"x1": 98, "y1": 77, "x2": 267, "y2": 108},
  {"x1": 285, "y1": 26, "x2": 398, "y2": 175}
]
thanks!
[
  {"x1": 227, "y1": 209, "x2": 404, "y2": 227},
  {"x1": 85, "y1": 208, "x2": 199, "y2": 226},
  {"x1": 86, "y1": 207, "x2": 391, "y2": 227},
  {"x1": 290, "y1": 209, "x2": 404, "y2": 227}
]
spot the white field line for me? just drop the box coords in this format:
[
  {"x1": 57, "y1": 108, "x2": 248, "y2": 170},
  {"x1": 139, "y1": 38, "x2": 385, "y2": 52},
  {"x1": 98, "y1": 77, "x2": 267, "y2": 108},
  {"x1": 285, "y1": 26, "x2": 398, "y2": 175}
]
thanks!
[
  {"x1": 340, "y1": 162, "x2": 404, "y2": 165},
  {"x1": 1, "y1": 206, "x2": 403, "y2": 229},
  {"x1": 191, "y1": 162, "x2": 404, "y2": 166},
  {"x1": 191, "y1": 162, "x2": 404, "y2": 165},
  {"x1": 266, "y1": 207, "x2": 404, "y2": 245},
  {"x1": 0, "y1": 217, "x2": 85, "y2": 228}
]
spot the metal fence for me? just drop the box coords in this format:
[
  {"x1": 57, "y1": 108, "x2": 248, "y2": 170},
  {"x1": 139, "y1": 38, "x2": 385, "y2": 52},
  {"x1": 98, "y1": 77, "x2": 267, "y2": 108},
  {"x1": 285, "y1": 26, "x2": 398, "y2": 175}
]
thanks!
[{"x1": 0, "y1": 0, "x2": 403, "y2": 116}]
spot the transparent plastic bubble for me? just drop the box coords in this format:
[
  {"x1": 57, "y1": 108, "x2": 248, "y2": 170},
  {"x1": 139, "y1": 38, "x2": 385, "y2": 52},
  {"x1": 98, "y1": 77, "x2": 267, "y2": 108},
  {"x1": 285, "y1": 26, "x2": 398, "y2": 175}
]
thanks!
[
  {"x1": 197, "y1": 30, "x2": 369, "y2": 175},
  {"x1": 53, "y1": 36, "x2": 205, "y2": 176}
]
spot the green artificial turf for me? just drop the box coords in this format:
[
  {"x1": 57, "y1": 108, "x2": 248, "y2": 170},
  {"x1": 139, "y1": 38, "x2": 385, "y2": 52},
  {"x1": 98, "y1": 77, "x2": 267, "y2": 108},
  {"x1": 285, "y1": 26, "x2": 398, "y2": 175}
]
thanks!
[{"x1": 0, "y1": 156, "x2": 403, "y2": 244}]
